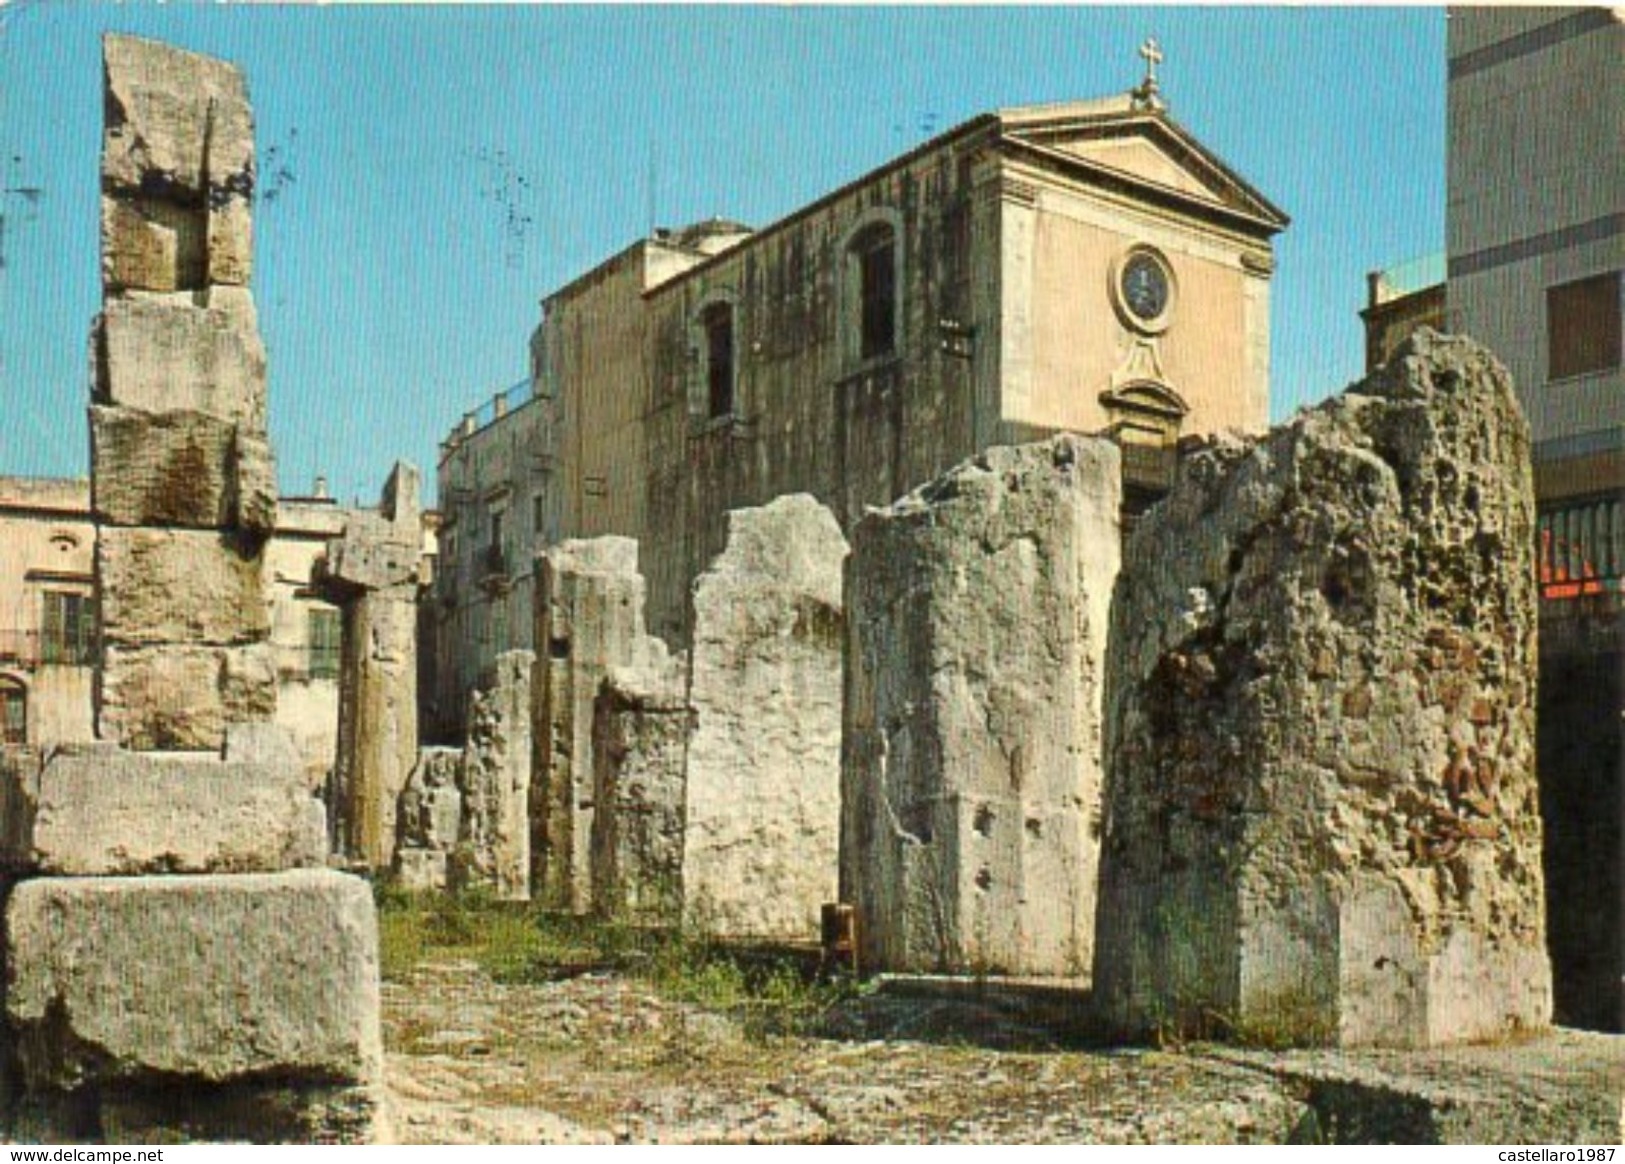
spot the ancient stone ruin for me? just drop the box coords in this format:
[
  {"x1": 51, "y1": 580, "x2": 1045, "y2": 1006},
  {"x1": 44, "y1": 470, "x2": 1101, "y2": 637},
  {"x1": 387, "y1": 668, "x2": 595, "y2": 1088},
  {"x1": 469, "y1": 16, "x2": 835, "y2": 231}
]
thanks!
[
  {"x1": 1092, "y1": 330, "x2": 1551, "y2": 1047},
  {"x1": 590, "y1": 649, "x2": 690, "y2": 923},
  {"x1": 315, "y1": 462, "x2": 422, "y2": 869},
  {"x1": 396, "y1": 649, "x2": 533, "y2": 899},
  {"x1": 0, "y1": 36, "x2": 383, "y2": 1143},
  {"x1": 534, "y1": 536, "x2": 673, "y2": 911},
  {"x1": 684, "y1": 495, "x2": 847, "y2": 938},
  {"x1": 91, "y1": 33, "x2": 277, "y2": 751},
  {"x1": 841, "y1": 436, "x2": 1121, "y2": 976}
]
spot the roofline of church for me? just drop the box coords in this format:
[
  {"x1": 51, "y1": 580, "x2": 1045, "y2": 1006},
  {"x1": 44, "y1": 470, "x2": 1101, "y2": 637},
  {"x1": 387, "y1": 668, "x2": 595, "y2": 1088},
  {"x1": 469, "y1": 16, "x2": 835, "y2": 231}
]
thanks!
[
  {"x1": 643, "y1": 96, "x2": 1286, "y2": 297},
  {"x1": 538, "y1": 93, "x2": 1289, "y2": 311}
]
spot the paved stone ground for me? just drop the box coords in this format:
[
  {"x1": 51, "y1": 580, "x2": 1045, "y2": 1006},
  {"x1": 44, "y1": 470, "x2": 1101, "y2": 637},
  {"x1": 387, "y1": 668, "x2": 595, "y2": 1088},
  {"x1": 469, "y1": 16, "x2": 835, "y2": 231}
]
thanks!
[{"x1": 382, "y1": 960, "x2": 1622, "y2": 1144}]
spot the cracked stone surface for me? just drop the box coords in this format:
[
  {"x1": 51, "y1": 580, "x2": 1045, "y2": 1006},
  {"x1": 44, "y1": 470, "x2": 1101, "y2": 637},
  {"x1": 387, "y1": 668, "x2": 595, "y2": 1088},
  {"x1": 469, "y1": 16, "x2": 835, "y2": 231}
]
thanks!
[
  {"x1": 1094, "y1": 330, "x2": 1549, "y2": 1048},
  {"x1": 685, "y1": 494, "x2": 848, "y2": 941},
  {"x1": 841, "y1": 435, "x2": 1121, "y2": 976},
  {"x1": 381, "y1": 959, "x2": 1622, "y2": 1143}
]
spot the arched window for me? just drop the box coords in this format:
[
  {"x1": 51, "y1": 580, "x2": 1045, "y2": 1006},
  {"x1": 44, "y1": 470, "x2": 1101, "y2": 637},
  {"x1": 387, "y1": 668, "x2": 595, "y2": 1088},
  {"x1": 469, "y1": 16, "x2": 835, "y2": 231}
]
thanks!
[
  {"x1": 701, "y1": 301, "x2": 735, "y2": 419},
  {"x1": 0, "y1": 676, "x2": 25, "y2": 745},
  {"x1": 841, "y1": 211, "x2": 903, "y2": 366},
  {"x1": 689, "y1": 294, "x2": 740, "y2": 423}
]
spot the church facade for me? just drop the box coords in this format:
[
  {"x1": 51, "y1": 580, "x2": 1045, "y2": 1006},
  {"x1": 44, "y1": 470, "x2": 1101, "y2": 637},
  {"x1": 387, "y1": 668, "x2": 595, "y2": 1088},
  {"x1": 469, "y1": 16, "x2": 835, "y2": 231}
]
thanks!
[{"x1": 431, "y1": 77, "x2": 1287, "y2": 727}]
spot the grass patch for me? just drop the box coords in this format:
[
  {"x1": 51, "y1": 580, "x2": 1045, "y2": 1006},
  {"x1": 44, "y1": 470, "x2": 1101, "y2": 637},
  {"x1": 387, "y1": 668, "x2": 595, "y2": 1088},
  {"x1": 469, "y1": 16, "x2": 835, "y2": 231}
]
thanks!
[{"x1": 376, "y1": 882, "x2": 862, "y2": 1041}]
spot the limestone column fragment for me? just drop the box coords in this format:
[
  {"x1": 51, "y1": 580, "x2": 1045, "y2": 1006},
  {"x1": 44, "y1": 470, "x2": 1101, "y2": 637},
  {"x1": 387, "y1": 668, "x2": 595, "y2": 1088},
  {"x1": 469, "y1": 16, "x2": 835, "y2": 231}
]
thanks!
[
  {"x1": 841, "y1": 435, "x2": 1121, "y2": 976},
  {"x1": 315, "y1": 463, "x2": 422, "y2": 870},
  {"x1": 1092, "y1": 331, "x2": 1551, "y2": 1048},
  {"x1": 685, "y1": 494, "x2": 847, "y2": 941},
  {"x1": 534, "y1": 537, "x2": 659, "y2": 911},
  {"x1": 91, "y1": 33, "x2": 277, "y2": 751}
]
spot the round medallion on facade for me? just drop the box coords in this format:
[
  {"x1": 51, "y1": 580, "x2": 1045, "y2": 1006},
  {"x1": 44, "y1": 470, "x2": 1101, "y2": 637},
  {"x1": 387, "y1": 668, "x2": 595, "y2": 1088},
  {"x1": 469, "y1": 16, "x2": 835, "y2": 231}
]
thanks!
[{"x1": 1112, "y1": 246, "x2": 1176, "y2": 334}]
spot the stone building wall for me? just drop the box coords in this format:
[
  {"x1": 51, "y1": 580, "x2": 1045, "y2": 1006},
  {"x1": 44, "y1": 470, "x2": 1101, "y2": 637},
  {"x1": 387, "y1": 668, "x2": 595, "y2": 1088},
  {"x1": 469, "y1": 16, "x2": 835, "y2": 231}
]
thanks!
[
  {"x1": 1093, "y1": 331, "x2": 1550, "y2": 1047},
  {"x1": 438, "y1": 95, "x2": 1285, "y2": 654}
]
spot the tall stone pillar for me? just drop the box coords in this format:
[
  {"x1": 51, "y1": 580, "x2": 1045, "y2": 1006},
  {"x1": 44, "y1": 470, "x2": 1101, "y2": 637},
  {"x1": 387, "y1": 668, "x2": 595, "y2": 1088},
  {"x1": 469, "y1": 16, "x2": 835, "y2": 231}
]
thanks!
[
  {"x1": 841, "y1": 436, "x2": 1121, "y2": 976},
  {"x1": 0, "y1": 36, "x2": 383, "y2": 1143},
  {"x1": 315, "y1": 463, "x2": 422, "y2": 870},
  {"x1": 534, "y1": 537, "x2": 664, "y2": 911},
  {"x1": 1092, "y1": 332, "x2": 1551, "y2": 1048},
  {"x1": 449, "y1": 649, "x2": 534, "y2": 901},
  {"x1": 685, "y1": 495, "x2": 847, "y2": 940},
  {"x1": 91, "y1": 33, "x2": 278, "y2": 750}
]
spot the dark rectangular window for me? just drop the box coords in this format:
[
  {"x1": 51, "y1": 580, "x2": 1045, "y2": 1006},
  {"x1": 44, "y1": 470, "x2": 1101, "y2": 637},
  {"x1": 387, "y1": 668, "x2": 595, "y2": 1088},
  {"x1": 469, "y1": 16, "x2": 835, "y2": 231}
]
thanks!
[
  {"x1": 1548, "y1": 272, "x2": 1621, "y2": 381},
  {"x1": 308, "y1": 607, "x2": 341, "y2": 680},
  {"x1": 0, "y1": 681, "x2": 25, "y2": 745},
  {"x1": 41, "y1": 591, "x2": 94, "y2": 666},
  {"x1": 703, "y1": 303, "x2": 735, "y2": 418},
  {"x1": 859, "y1": 238, "x2": 897, "y2": 360}
]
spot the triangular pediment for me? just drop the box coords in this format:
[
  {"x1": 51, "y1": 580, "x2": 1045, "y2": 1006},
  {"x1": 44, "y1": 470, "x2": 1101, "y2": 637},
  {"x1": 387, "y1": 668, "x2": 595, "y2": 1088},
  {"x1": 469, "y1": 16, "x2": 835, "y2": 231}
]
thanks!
[{"x1": 996, "y1": 99, "x2": 1289, "y2": 233}]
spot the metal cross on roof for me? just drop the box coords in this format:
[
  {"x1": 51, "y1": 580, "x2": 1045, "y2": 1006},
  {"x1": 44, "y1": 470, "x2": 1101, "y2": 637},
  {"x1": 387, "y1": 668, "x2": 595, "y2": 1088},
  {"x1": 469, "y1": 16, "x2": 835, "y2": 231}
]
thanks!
[
  {"x1": 1131, "y1": 36, "x2": 1167, "y2": 111},
  {"x1": 1139, "y1": 36, "x2": 1163, "y2": 85}
]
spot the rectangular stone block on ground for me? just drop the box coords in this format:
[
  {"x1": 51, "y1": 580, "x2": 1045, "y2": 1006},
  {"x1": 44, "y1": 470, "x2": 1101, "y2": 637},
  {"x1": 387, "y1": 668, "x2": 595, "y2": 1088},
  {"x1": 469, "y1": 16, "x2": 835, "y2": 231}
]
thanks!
[
  {"x1": 6, "y1": 869, "x2": 382, "y2": 1090},
  {"x1": 94, "y1": 296, "x2": 267, "y2": 426},
  {"x1": 99, "y1": 641, "x2": 276, "y2": 751},
  {"x1": 1092, "y1": 331, "x2": 1550, "y2": 1048},
  {"x1": 0, "y1": 740, "x2": 325, "y2": 875},
  {"x1": 842, "y1": 435, "x2": 1121, "y2": 977},
  {"x1": 96, "y1": 525, "x2": 269, "y2": 647}
]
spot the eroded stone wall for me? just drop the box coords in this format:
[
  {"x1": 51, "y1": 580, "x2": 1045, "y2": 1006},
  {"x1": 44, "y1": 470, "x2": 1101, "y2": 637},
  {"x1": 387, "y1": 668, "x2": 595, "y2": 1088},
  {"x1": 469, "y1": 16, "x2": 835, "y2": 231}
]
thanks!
[
  {"x1": 1092, "y1": 331, "x2": 1550, "y2": 1047},
  {"x1": 685, "y1": 495, "x2": 847, "y2": 940},
  {"x1": 841, "y1": 435, "x2": 1121, "y2": 975}
]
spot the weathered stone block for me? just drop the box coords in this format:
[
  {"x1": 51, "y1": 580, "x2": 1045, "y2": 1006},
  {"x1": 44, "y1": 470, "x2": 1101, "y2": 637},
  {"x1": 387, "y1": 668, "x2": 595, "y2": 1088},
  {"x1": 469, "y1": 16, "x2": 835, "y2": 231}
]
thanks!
[
  {"x1": 842, "y1": 435, "x2": 1121, "y2": 976},
  {"x1": 231, "y1": 427, "x2": 278, "y2": 536},
  {"x1": 395, "y1": 848, "x2": 450, "y2": 894},
  {"x1": 99, "y1": 642, "x2": 276, "y2": 751},
  {"x1": 6, "y1": 870, "x2": 381, "y2": 1089},
  {"x1": 1, "y1": 741, "x2": 324, "y2": 875},
  {"x1": 396, "y1": 747, "x2": 463, "y2": 887},
  {"x1": 90, "y1": 405, "x2": 235, "y2": 528},
  {"x1": 448, "y1": 650, "x2": 534, "y2": 901},
  {"x1": 206, "y1": 192, "x2": 254, "y2": 287},
  {"x1": 685, "y1": 495, "x2": 847, "y2": 940},
  {"x1": 102, "y1": 34, "x2": 254, "y2": 204},
  {"x1": 96, "y1": 526, "x2": 269, "y2": 647},
  {"x1": 95, "y1": 297, "x2": 267, "y2": 427},
  {"x1": 1092, "y1": 331, "x2": 1550, "y2": 1048},
  {"x1": 536, "y1": 536, "x2": 664, "y2": 911},
  {"x1": 591, "y1": 671, "x2": 691, "y2": 923},
  {"x1": 316, "y1": 511, "x2": 420, "y2": 593},
  {"x1": 100, "y1": 195, "x2": 206, "y2": 294}
]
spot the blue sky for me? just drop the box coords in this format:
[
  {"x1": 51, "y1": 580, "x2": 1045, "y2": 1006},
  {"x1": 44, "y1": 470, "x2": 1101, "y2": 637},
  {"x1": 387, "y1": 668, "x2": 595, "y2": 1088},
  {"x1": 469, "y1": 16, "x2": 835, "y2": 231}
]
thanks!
[{"x1": 0, "y1": 3, "x2": 1445, "y2": 506}]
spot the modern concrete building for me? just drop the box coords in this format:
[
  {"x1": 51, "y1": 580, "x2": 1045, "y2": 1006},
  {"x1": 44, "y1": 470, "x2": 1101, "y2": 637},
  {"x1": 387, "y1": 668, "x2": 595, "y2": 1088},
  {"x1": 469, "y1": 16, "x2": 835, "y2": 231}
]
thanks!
[
  {"x1": 1446, "y1": 6, "x2": 1623, "y2": 1031},
  {"x1": 431, "y1": 70, "x2": 1289, "y2": 731}
]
